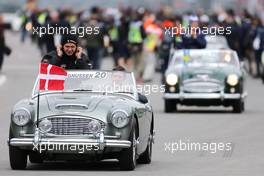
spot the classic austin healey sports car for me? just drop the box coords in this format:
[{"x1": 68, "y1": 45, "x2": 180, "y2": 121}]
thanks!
[
  {"x1": 8, "y1": 69, "x2": 154, "y2": 170},
  {"x1": 163, "y1": 49, "x2": 247, "y2": 113}
]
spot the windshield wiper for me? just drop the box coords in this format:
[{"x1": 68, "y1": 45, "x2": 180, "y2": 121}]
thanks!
[{"x1": 73, "y1": 89, "x2": 92, "y2": 92}]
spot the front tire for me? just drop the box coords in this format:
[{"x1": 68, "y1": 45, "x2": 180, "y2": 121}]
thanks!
[
  {"x1": 137, "y1": 133, "x2": 153, "y2": 164},
  {"x1": 233, "y1": 99, "x2": 244, "y2": 113},
  {"x1": 119, "y1": 123, "x2": 137, "y2": 170},
  {"x1": 9, "y1": 145, "x2": 27, "y2": 170},
  {"x1": 9, "y1": 128, "x2": 27, "y2": 170},
  {"x1": 261, "y1": 72, "x2": 264, "y2": 84},
  {"x1": 164, "y1": 99, "x2": 177, "y2": 113}
]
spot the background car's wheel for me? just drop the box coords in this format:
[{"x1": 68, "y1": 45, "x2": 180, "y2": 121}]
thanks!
[
  {"x1": 137, "y1": 132, "x2": 153, "y2": 164},
  {"x1": 119, "y1": 123, "x2": 137, "y2": 170},
  {"x1": 9, "y1": 145, "x2": 28, "y2": 170},
  {"x1": 164, "y1": 99, "x2": 177, "y2": 113},
  {"x1": 261, "y1": 74, "x2": 264, "y2": 84},
  {"x1": 29, "y1": 152, "x2": 43, "y2": 164},
  {"x1": 242, "y1": 101, "x2": 245, "y2": 112},
  {"x1": 261, "y1": 64, "x2": 264, "y2": 83},
  {"x1": 233, "y1": 99, "x2": 244, "y2": 113}
]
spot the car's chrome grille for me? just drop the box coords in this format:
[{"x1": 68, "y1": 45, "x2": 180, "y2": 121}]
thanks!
[
  {"x1": 47, "y1": 117, "x2": 105, "y2": 135},
  {"x1": 183, "y1": 82, "x2": 222, "y2": 93}
]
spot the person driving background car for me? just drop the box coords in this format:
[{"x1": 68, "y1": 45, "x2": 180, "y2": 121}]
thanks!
[{"x1": 41, "y1": 34, "x2": 90, "y2": 69}]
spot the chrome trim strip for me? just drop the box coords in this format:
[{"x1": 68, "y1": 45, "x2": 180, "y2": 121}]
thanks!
[
  {"x1": 99, "y1": 129, "x2": 104, "y2": 150},
  {"x1": 55, "y1": 104, "x2": 88, "y2": 109},
  {"x1": 39, "y1": 115, "x2": 104, "y2": 120},
  {"x1": 20, "y1": 133, "x2": 121, "y2": 139},
  {"x1": 131, "y1": 72, "x2": 139, "y2": 100},
  {"x1": 9, "y1": 138, "x2": 131, "y2": 149},
  {"x1": 164, "y1": 93, "x2": 243, "y2": 99},
  {"x1": 183, "y1": 79, "x2": 222, "y2": 84}
]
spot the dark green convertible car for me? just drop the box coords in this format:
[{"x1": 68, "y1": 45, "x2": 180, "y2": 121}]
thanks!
[
  {"x1": 164, "y1": 49, "x2": 247, "y2": 113},
  {"x1": 8, "y1": 70, "x2": 154, "y2": 170}
]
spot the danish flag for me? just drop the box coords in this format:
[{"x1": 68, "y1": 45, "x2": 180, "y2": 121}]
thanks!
[{"x1": 38, "y1": 63, "x2": 67, "y2": 91}]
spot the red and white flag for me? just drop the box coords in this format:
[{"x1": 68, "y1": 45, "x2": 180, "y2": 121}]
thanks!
[{"x1": 38, "y1": 63, "x2": 67, "y2": 91}]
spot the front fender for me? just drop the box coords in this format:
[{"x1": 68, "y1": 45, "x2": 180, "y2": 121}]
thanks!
[{"x1": 10, "y1": 98, "x2": 35, "y2": 138}]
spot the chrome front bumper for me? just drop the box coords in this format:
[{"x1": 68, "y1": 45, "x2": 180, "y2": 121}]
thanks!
[
  {"x1": 164, "y1": 92, "x2": 247, "y2": 100},
  {"x1": 8, "y1": 128, "x2": 131, "y2": 151}
]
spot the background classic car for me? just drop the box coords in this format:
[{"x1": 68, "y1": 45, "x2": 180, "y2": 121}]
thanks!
[
  {"x1": 163, "y1": 49, "x2": 247, "y2": 113},
  {"x1": 8, "y1": 70, "x2": 154, "y2": 171}
]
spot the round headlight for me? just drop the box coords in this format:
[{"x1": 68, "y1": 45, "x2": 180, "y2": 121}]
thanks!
[
  {"x1": 12, "y1": 109, "x2": 31, "y2": 126},
  {"x1": 166, "y1": 74, "x2": 178, "y2": 86},
  {"x1": 227, "y1": 74, "x2": 239, "y2": 86},
  {"x1": 111, "y1": 110, "x2": 129, "y2": 128},
  {"x1": 39, "y1": 119, "x2": 52, "y2": 133},
  {"x1": 87, "y1": 120, "x2": 101, "y2": 133}
]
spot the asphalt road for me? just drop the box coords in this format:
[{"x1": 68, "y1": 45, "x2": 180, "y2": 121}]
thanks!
[{"x1": 0, "y1": 32, "x2": 264, "y2": 176}]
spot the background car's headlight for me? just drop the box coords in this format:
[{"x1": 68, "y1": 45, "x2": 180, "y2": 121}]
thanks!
[
  {"x1": 39, "y1": 119, "x2": 52, "y2": 133},
  {"x1": 12, "y1": 109, "x2": 31, "y2": 126},
  {"x1": 227, "y1": 74, "x2": 239, "y2": 86},
  {"x1": 111, "y1": 110, "x2": 129, "y2": 128},
  {"x1": 166, "y1": 74, "x2": 178, "y2": 86},
  {"x1": 87, "y1": 120, "x2": 101, "y2": 133}
]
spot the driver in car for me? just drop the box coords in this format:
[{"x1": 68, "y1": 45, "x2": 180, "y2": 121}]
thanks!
[
  {"x1": 112, "y1": 66, "x2": 148, "y2": 104},
  {"x1": 41, "y1": 34, "x2": 90, "y2": 70}
]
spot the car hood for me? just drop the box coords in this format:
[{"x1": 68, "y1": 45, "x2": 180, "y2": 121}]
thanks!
[
  {"x1": 35, "y1": 93, "x2": 134, "y2": 122},
  {"x1": 180, "y1": 64, "x2": 239, "y2": 83}
]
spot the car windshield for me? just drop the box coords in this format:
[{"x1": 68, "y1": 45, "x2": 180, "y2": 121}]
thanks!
[
  {"x1": 32, "y1": 70, "x2": 137, "y2": 97},
  {"x1": 205, "y1": 36, "x2": 229, "y2": 49},
  {"x1": 172, "y1": 50, "x2": 239, "y2": 67}
]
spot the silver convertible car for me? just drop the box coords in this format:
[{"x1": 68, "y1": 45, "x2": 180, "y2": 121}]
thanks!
[
  {"x1": 8, "y1": 70, "x2": 154, "y2": 170},
  {"x1": 163, "y1": 49, "x2": 247, "y2": 113}
]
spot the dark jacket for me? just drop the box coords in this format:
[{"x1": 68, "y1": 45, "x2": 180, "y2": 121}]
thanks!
[
  {"x1": 224, "y1": 22, "x2": 241, "y2": 57},
  {"x1": 176, "y1": 34, "x2": 207, "y2": 49},
  {"x1": 41, "y1": 51, "x2": 90, "y2": 70},
  {"x1": 254, "y1": 26, "x2": 264, "y2": 52},
  {"x1": 0, "y1": 24, "x2": 11, "y2": 56}
]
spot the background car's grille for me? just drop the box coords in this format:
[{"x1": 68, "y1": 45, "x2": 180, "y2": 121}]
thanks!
[
  {"x1": 47, "y1": 117, "x2": 105, "y2": 135},
  {"x1": 183, "y1": 82, "x2": 222, "y2": 93}
]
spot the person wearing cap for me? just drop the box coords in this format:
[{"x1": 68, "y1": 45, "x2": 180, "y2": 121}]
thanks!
[{"x1": 41, "y1": 34, "x2": 90, "y2": 70}]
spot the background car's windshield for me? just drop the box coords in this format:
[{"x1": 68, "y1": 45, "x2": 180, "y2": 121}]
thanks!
[
  {"x1": 173, "y1": 50, "x2": 239, "y2": 66},
  {"x1": 33, "y1": 71, "x2": 136, "y2": 96}
]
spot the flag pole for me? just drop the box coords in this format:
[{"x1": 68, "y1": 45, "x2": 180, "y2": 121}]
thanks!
[
  {"x1": 33, "y1": 70, "x2": 41, "y2": 146},
  {"x1": 37, "y1": 91, "x2": 40, "y2": 128},
  {"x1": 37, "y1": 64, "x2": 41, "y2": 128}
]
